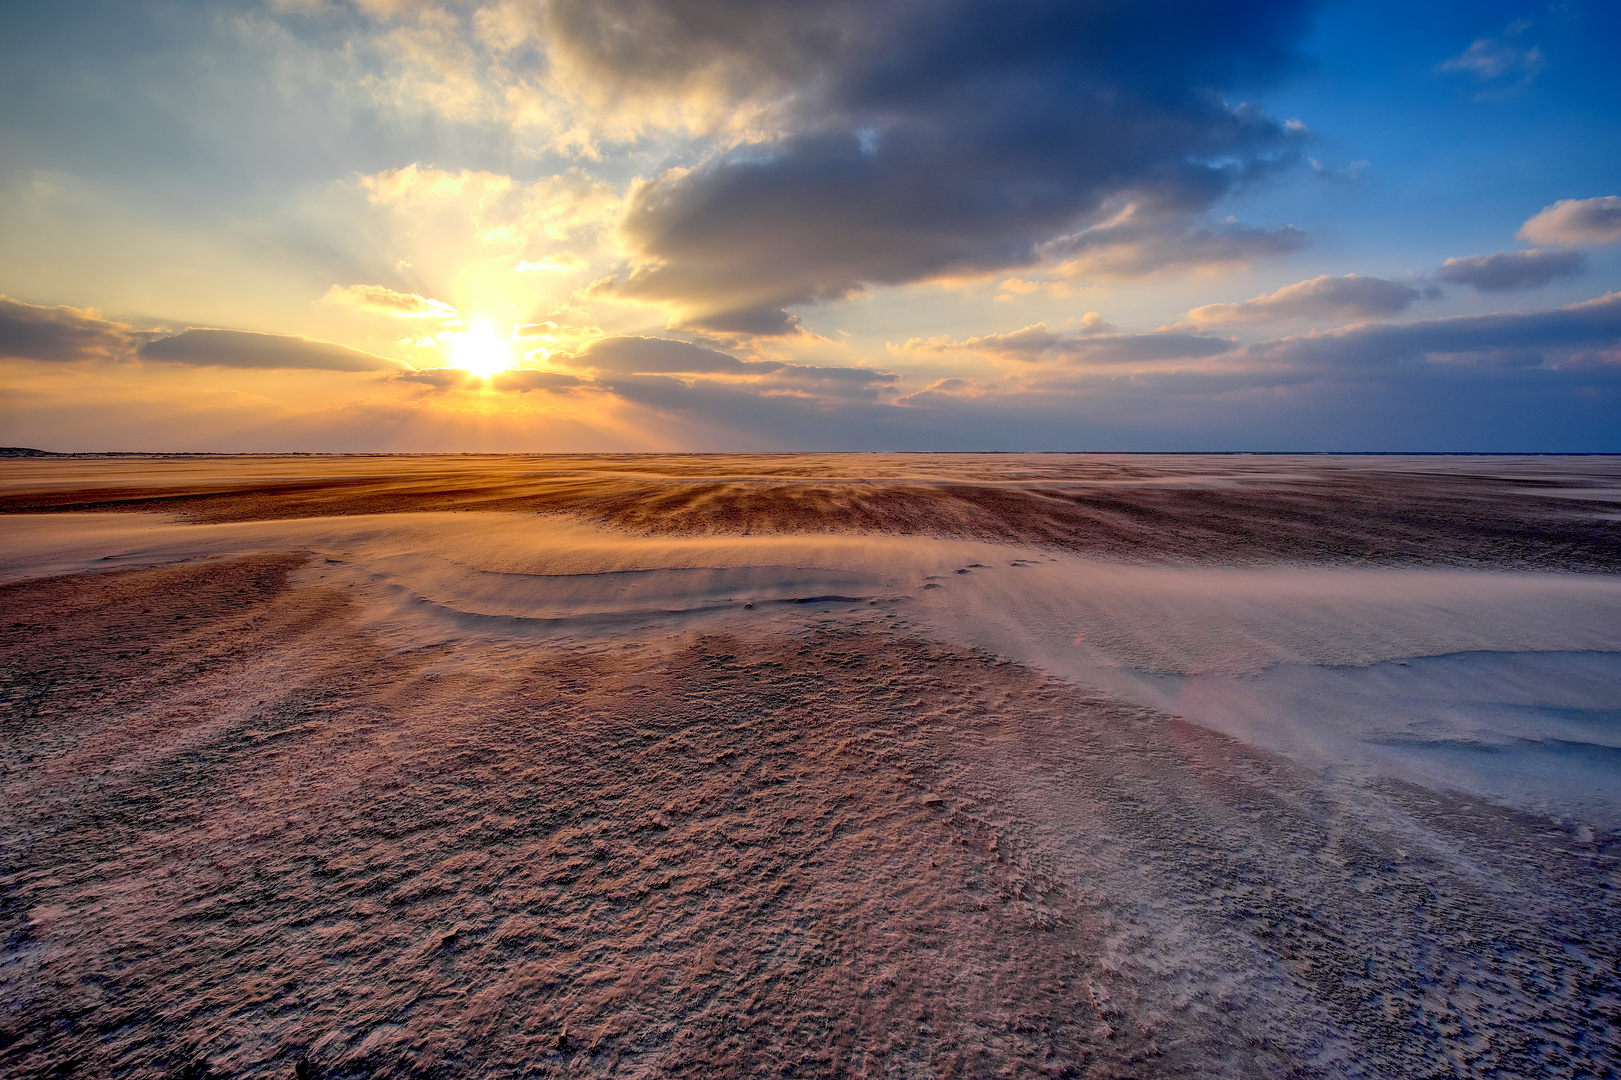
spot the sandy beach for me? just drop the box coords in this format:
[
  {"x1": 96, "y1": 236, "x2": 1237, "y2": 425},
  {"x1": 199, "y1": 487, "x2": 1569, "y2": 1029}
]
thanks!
[{"x1": 2, "y1": 453, "x2": 1618, "y2": 1078}]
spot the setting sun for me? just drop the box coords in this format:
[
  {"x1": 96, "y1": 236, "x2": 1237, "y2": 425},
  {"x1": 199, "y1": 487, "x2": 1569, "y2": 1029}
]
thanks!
[{"x1": 449, "y1": 321, "x2": 513, "y2": 379}]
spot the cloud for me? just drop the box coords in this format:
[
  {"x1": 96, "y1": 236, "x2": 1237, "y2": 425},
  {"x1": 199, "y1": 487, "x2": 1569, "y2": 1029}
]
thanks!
[
  {"x1": 489, "y1": 368, "x2": 584, "y2": 393},
  {"x1": 515, "y1": 253, "x2": 589, "y2": 274},
  {"x1": 582, "y1": 297, "x2": 1621, "y2": 450},
  {"x1": 363, "y1": 164, "x2": 515, "y2": 211},
  {"x1": 1249, "y1": 292, "x2": 1621, "y2": 371},
  {"x1": 556, "y1": 335, "x2": 778, "y2": 375},
  {"x1": 393, "y1": 367, "x2": 477, "y2": 389},
  {"x1": 0, "y1": 296, "x2": 406, "y2": 373},
  {"x1": 1517, "y1": 197, "x2": 1621, "y2": 247},
  {"x1": 139, "y1": 329, "x2": 405, "y2": 371},
  {"x1": 1440, "y1": 38, "x2": 1544, "y2": 81},
  {"x1": 356, "y1": 165, "x2": 622, "y2": 282},
  {"x1": 360, "y1": 164, "x2": 619, "y2": 244},
  {"x1": 1439, "y1": 23, "x2": 1545, "y2": 97},
  {"x1": 1435, "y1": 250, "x2": 1587, "y2": 292},
  {"x1": 324, "y1": 283, "x2": 461, "y2": 320},
  {"x1": 899, "y1": 322, "x2": 1235, "y2": 365},
  {"x1": 546, "y1": 334, "x2": 899, "y2": 400},
  {"x1": 509, "y1": 333, "x2": 900, "y2": 415},
  {"x1": 1309, "y1": 157, "x2": 1368, "y2": 182},
  {"x1": 0, "y1": 295, "x2": 138, "y2": 363},
  {"x1": 755, "y1": 362, "x2": 900, "y2": 397},
  {"x1": 1184, "y1": 275, "x2": 1425, "y2": 325},
  {"x1": 1041, "y1": 207, "x2": 1309, "y2": 279},
  {"x1": 389, "y1": 365, "x2": 587, "y2": 395},
  {"x1": 580, "y1": 0, "x2": 1317, "y2": 332},
  {"x1": 994, "y1": 278, "x2": 1079, "y2": 302}
]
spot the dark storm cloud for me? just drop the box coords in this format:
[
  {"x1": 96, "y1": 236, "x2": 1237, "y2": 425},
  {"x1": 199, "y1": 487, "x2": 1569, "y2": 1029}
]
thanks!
[
  {"x1": 572, "y1": 0, "x2": 1317, "y2": 332},
  {"x1": 1435, "y1": 250, "x2": 1588, "y2": 292},
  {"x1": 1185, "y1": 274, "x2": 1425, "y2": 324},
  {"x1": 0, "y1": 295, "x2": 138, "y2": 363},
  {"x1": 139, "y1": 329, "x2": 403, "y2": 371}
]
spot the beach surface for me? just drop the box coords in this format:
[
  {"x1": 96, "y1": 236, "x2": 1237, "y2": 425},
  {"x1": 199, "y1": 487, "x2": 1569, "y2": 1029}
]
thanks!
[{"x1": 3, "y1": 453, "x2": 1618, "y2": 1078}]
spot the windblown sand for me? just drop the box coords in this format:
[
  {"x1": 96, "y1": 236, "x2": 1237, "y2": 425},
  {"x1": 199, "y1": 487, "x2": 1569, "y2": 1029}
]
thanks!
[{"x1": 2, "y1": 454, "x2": 1618, "y2": 1078}]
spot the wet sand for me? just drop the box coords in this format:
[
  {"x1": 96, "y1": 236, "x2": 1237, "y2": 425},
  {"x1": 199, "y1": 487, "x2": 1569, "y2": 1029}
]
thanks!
[{"x1": 1, "y1": 454, "x2": 1618, "y2": 1078}]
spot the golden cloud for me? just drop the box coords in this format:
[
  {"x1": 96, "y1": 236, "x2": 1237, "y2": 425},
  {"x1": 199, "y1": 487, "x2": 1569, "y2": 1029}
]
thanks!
[{"x1": 323, "y1": 284, "x2": 461, "y2": 321}]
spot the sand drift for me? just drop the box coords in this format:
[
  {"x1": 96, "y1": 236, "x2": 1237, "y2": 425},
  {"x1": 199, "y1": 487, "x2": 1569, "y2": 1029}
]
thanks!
[{"x1": 8, "y1": 509, "x2": 1621, "y2": 824}]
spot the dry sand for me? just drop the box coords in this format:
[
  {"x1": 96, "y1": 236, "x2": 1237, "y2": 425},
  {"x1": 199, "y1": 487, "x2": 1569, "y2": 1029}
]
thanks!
[{"x1": 1, "y1": 454, "x2": 1618, "y2": 1078}]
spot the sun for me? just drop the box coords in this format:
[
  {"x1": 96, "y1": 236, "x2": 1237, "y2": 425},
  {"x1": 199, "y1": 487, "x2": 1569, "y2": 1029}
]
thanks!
[{"x1": 450, "y1": 321, "x2": 513, "y2": 379}]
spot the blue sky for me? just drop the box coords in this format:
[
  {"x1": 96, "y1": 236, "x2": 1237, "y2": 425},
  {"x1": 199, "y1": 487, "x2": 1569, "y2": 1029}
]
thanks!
[{"x1": 1, "y1": 0, "x2": 1617, "y2": 451}]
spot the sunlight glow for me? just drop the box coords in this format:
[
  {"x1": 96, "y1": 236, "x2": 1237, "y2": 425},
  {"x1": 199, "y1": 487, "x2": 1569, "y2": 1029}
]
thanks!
[{"x1": 449, "y1": 321, "x2": 513, "y2": 379}]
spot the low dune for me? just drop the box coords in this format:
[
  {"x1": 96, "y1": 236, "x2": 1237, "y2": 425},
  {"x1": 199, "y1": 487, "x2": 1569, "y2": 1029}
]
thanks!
[{"x1": 2, "y1": 454, "x2": 1617, "y2": 1078}]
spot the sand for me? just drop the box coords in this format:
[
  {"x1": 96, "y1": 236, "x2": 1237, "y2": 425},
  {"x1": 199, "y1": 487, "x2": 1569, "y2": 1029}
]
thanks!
[{"x1": 1, "y1": 454, "x2": 1617, "y2": 1078}]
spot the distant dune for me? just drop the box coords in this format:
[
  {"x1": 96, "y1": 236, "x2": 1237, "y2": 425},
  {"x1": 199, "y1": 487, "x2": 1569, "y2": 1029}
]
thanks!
[{"x1": 2, "y1": 454, "x2": 1617, "y2": 1079}]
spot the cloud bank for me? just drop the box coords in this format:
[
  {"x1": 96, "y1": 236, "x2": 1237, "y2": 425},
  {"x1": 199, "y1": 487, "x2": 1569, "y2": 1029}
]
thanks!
[
  {"x1": 557, "y1": 335, "x2": 900, "y2": 400},
  {"x1": 0, "y1": 296, "x2": 137, "y2": 363},
  {"x1": 1247, "y1": 292, "x2": 1621, "y2": 370},
  {"x1": 138, "y1": 330, "x2": 405, "y2": 372},
  {"x1": 572, "y1": 0, "x2": 1316, "y2": 332},
  {"x1": 1435, "y1": 250, "x2": 1587, "y2": 292},
  {"x1": 0, "y1": 297, "x2": 403, "y2": 372}
]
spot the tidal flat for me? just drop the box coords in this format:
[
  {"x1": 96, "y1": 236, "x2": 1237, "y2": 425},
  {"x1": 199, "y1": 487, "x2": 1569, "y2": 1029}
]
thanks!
[{"x1": 2, "y1": 453, "x2": 1618, "y2": 1078}]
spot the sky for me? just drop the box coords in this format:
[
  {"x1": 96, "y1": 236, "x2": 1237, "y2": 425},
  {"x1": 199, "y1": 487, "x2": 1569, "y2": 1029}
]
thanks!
[{"x1": 1, "y1": 0, "x2": 1618, "y2": 452}]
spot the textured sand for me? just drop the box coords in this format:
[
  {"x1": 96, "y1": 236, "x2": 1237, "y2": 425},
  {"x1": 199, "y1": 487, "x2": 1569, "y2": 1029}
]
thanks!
[
  {"x1": 2, "y1": 455, "x2": 1618, "y2": 1079},
  {"x1": 4, "y1": 452, "x2": 1620, "y2": 570}
]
